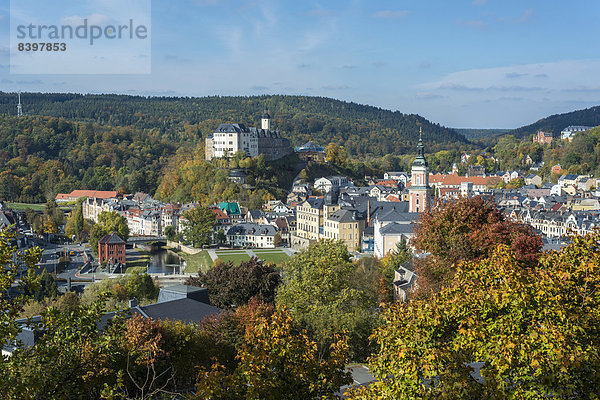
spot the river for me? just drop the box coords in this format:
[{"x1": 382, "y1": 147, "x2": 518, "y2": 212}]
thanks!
[{"x1": 147, "y1": 248, "x2": 185, "y2": 275}]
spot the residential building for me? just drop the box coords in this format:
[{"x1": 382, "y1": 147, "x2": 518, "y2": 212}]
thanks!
[
  {"x1": 383, "y1": 172, "x2": 409, "y2": 186},
  {"x1": 558, "y1": 174, "x2": 579, "y2": 188},
  {"x1": 467, "y1": 165, "x2": 485, "y2": 177},
  {"x1": 98, "y1": 233, "x2": 126, "y2": 265},
  {"x1": 226, "y1": 223, "x2": 277, "y2": 248},
  {"x1": 56, "y1": 190, "x2": 118, "y2": 203},
  {"x1": 533, "y1": 130, "x2": 554, "y2": 145},
  {"x1": 373, "y1": 220, "x2": 415, "y2": 258},
  {"x1": 578, "y1": 177, "x2": 595, "y2": 192},
  {"x1": 218, "y1": 202, "x2": 242, "y2": 221},
  {"x1": 561, "y1": 125, "x2": 592, "y2": 142},
  {"x1": 295, "y1": 141, "x2": 326, "y2": 162},
  {"x1": 295, "y1": 197, "x2": 325, "y2": 241},
  {"x1": 393, "y1": 260, "x2": 417, "y2": 303},
  {"x1": 322, "y1": 208, "x2": 365, "y2": 251},
  {"x1": 314, "y1": 176, "x2": 351, "y2": 193},
  {"x1": 524, "y1": 174, "x2": 543, "y2": 187}
]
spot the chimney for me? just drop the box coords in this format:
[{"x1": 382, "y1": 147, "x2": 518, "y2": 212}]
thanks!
[
  {"x1": 129, "y1": 298, "x2": 138, "y2": 308},
  {"x1": 366, "y1": 200, "x2": 371, "y2": 226}
]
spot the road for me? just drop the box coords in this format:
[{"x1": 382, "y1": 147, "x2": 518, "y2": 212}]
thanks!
[{"x1": 37, "y1": 241, "x2": 90, "y2": 280}]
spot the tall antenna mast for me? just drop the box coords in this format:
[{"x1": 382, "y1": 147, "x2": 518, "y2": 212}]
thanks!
[{"x1": 17, "y1": 91, "x2": 23, "y2": 118}]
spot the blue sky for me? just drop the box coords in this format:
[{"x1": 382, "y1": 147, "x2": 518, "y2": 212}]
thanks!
[{"x1": 1, "y1": 0, "x2": 599, "y2": 128}]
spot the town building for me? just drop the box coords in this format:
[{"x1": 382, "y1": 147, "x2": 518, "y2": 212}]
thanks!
[
  {"x1": 322, "y1": 208, "x2": 365, "y2": 251},
  {"x1": 314, "y1": 176, "x2": 351, "y2": 193},
  {"x1": 467, "y1": 165, "x2": 485, "y2": 177},
  {"x1": 226, "y1": 223, "x2": 277, "y2": 248},
  {"x1": 533, "y1": 130, "x2": 554, "y2": 145},
  {"x1": 295, "y1": 141, "x2": 326, "y2": 162},
  {"x1": 55, "y1": 190, "x2": 118, "y2": 203},
  {"x1": 98, "y1": 233, "x2": 126, "y2": 265},
  {"x1": 561, "y1": 126, "x2": 593, "y2": 142},
  {"x1": 383, "y1": 172, "x2": 409, "y2": 186},
  {"x1": 295, "y1": 197, "x2": 325, "y2": 241}
]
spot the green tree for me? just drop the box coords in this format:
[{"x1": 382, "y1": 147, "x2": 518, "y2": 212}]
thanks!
[
  {"x1": 194, "y1": 308, "x2": 351, "y2": 400},
  {"x1": 182, "y1": 206, "x2": 217, "y2": 248},
  {"x1": 65, "y1": 197, "x2": 87, "y2": 241},
  {"x1": 215, "y1": 228, "x2": 226, "y2": 245},
  {"x1": 276, "y1": 240, "x2": 378, "y2": 361},
  {"x1": 164, "y1": 225, "x2": 176, "y2": 241},
  {"x1": 89, "y1": 211, "x2": 129, "y2": 256},
  {"x1": 4, "y1": 300, "x2": 123, "y2": 399},
  {"x1": 0, "y1": 229, "x2": 41, "y2": 358},
  {"x1": 350, "y1": 233, "x2": 600, "y2": 399},
  {"x1": 413, "y1": 196, "x2": 542, "y2": 294},
  {"x1": 33, "y1": 269, "x2": 58, "y2": 302},
  {"x1": 43, "y1": 199, "x2": 65, "y2": 230},
  {"x1": 123, "y1": 271, "x2": 160, "y2": 301},
  {"x1": 273, "y1": 231, "x2": 282, "y2": 247},
  {"x1": 325, "y1": 143, "x2": 347, "y2": 167}
]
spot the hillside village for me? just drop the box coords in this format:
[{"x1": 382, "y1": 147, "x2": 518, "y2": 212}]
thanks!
[
  {"x1": 0, "y1": 121, "x2": 584, "y2": 301},
  {"x1": 1, "y1": 106, "x2": 600, "y2": 398}
]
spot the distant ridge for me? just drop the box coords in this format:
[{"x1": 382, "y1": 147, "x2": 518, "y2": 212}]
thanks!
[
  {"x1": 506, "y1": 105, "x2": 600, "y2": 139},
  {"x1": 453, "y1": 128, "x2": 511, "y2": 140},
  {"x1": 0, "y1": 92, "x2": 469, "y2": 156}
]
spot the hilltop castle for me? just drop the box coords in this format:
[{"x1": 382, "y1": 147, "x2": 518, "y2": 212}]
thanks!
[{"x1": 205, "y1": 109, "x2": 293, "y2": 161}]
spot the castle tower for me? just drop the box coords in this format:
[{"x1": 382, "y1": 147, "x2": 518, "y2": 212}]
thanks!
[
  {"x1": 261, "y1": 108, "x2": 271, "y2": 130},
  {"x1": 409, "y1": 127, "x2": 431, "y2": 213}
]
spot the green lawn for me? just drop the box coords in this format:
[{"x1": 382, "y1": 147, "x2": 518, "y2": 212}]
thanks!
[
  {"x1": 126, "y1": 266, "x2": 148, "y2": 274},
  {"x1": 126, "y1": 249, "x2": 150, "y2": 272},
  {"x1": 6, "y1": 202, "x2": 72, "y2": 212},
  {"x1": 253, "y1": 250, "x2": 291, "y2": 264},
  {"x1": 178, "y1": 250, "x2": 213, "y2": 274},
  {"x1": 217, "y1": 253, "x2": 251, "y2": 265},
  {"x1": 6, "y1": 202, "x2": 47, "y2": 211}
]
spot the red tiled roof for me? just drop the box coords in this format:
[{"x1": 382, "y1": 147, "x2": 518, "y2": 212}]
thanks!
[
  {"x1": 56, "y1": 190, "x2": 118, "y2": 200},
  {"x1": 376, "y1": 179, "x2": 399, "y2": 188},
  {"x1": 429, "y1": 174, "x2": 500, "y2": 186},
  {"x1": 98, "y1": 232, "x2": 125, "y2": 244},
  {"x1": 209, "y1": 206, "x2": 229, "y2": 220}
]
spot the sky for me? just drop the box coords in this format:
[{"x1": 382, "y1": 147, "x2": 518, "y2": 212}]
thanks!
[{"x1": 1, "y1": 0, "x2": 599, "y2": 128}]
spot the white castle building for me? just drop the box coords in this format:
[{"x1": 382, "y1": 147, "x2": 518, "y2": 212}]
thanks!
[{"x1": 205, "y1": 109, "x2": 292, "y2": 161}]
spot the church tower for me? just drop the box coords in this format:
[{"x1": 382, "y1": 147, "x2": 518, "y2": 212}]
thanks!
[
  {"x1": 409, "y1": 127, "x2": 431, "y2": 213},
  {"x1": 261, "y1": 108, "x2": 271, "y2": 130}
]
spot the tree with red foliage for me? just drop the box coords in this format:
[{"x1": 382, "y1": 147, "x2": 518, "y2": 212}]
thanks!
[
  {"x1": 413, "y1": 196, "x2": 542, "y2": 294},
  {"x1": 185, "y1": 257, "x2": 281, "y2": 309}
]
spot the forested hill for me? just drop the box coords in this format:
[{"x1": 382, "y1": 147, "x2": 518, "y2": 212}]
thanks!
[
  {"x1": 506, "y1": 105, "x2": 600, "y2": 139},
  {"x1": 0, "y1": 93, "x2": 468, "y2": 157}
]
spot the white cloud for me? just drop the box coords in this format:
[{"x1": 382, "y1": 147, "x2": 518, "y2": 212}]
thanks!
[{"x1": 418, "y1": 60, "x2": 600, "y2": 94}]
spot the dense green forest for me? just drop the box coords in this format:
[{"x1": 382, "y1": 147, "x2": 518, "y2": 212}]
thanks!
[
  {"x1": 0, "y1": 92, "x2": 469, "y2": 156},
  {"x1": 0, "y1": 115, "x2": 171, "y2": 202},
  {"x1": 506, "y1": 105, "x2": 600, "y2": 139},
  {"x1": 0, "y1": 92, "x2": 474, "y2": 203},
  {"x1": 491, "y1": 126, "x2": 600, "y2": 177},
  {"x1": 3, "y1": 91, "x2": 599, "y2": 204},
  {"x1": 453, "y1": 128, "x2": 510, "y2": 140}
]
